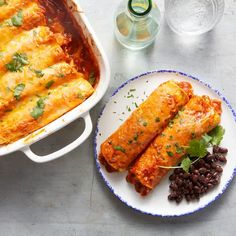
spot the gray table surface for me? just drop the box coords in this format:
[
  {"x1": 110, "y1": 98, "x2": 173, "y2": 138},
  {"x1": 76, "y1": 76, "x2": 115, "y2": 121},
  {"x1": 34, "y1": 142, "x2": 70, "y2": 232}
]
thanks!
[{"x1": 0, "y1": 0, "x2": 236, "y2": 235}]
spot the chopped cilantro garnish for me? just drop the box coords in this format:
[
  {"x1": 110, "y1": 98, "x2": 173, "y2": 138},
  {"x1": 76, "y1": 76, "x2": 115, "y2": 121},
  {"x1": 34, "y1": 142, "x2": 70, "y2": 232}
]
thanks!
[
  {"x1": 77, "y1": 92, "x2": 84, "y2": 99},
  {"x1": 34, "y1": 69, "x2": 44, "y2": 78},
  {"x1": 5, "y1": 53, "x2": 28, "y2": 72},
  {"x1": 45, "y1": 80, "x2": 54, "y2": 89},
  {"x1": 155, "y1": 117, "x2": 160, "y2": 122},
  {"x1": 143, "y1": 121, "x2": 148, "y2": 127},
  {"x1": 167, "y1": 151, "x2": 174, "y2": 157},
  {"x1": 0, "y1": 0, "x2": 7, "y2": 7},
  {"x1": 12, "y1": 10, "x2": 23, "y2": 26},
  {"x1": 133, "y1": 134, "x2": 139, "y2": 141},
  {"x1": 128, "y1": 140, "x2": 133, "y2": 144},
  {"x1": 113, "y1": 145, "x2": 126, "y2": 153},
  {"x1": 127, "y1": 106, "x2": 131, "y2": 112},
  {"x1": 30, "y1": 97, "x2": 46, "y2": 119},
  {"x1": 13, "y1": 83, "x2": 25, "y2": 100},
  {"x1": 57, "y1": 73, "x2": 65, "y2": 78},
  {"x1": 127, "y1": 94, "x2": 134, "y2": 98}
]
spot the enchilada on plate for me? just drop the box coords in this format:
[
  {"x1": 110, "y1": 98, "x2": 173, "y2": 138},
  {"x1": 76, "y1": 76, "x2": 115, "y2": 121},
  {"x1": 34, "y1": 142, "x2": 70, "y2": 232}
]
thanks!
[
  {"x1": 99, "y1": 80, "x2": 193, "y2": 172},
  {"x1": 126, "y1": 95, "x2": 222, "y2": 195}
]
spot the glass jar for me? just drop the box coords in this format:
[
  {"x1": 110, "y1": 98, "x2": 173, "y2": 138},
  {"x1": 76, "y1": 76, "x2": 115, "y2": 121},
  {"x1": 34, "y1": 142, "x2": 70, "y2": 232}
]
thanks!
[
  {"x1": 165, "y1": 0, "x2": 225, "y2": 35},
  {"x1": 114, "y1": 0, "x2": 161, "y2": 50}
]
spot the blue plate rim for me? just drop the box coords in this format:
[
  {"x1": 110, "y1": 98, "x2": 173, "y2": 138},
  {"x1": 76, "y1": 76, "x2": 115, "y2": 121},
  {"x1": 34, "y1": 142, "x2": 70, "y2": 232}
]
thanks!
[{"x1": 93, "y1": 69, "x2": 236, "y2": 217}]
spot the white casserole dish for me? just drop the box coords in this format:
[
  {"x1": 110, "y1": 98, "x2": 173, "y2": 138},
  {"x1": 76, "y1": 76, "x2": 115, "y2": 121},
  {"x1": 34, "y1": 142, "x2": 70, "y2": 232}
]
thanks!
[{"x1": 0, "y1": 0, "x2": 110, "y2": 163}]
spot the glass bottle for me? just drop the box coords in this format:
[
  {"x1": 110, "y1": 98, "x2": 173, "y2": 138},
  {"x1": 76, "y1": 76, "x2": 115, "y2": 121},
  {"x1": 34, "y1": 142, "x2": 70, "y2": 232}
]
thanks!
[
  {"x1": 165, "y1": 0, "x2": 225, "y2": 35},
  {"x1": 114, "y1": 0, "x2": 161, "y2": 50}
]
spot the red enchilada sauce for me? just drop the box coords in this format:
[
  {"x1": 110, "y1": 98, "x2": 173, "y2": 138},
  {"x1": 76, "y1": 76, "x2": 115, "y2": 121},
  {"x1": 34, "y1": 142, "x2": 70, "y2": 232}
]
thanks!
[{"x1": 38, "y1": 0, "x2": 99, "y2": 87}]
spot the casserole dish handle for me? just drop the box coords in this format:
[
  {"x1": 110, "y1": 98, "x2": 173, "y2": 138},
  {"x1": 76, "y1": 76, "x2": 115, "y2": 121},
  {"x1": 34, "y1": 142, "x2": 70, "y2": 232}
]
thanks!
[{"x1": 22, "y1": 112, "x2": 93, "y2": 163}]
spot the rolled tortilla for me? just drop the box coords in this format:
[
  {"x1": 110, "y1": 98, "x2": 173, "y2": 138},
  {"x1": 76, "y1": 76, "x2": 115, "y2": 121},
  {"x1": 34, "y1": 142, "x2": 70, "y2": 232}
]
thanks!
[
  {"x1": 0, "y1": 76, "x2": 94, "y2": 144},
  {"x1": 0, "y1": 62, "x2": 79, "y2": 115},
  {"x1": 0, "y1": 2, "x2": 46, "y2": 48},
  {"x1": 127, "y1": 95, "x2": 222, "y2": 196},
  {"x1": 99, "y1": 80, "x2": 193, "y2": 172}
]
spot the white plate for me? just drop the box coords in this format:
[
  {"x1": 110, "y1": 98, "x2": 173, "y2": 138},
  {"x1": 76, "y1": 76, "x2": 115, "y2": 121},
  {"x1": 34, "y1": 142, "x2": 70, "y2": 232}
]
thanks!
[{"x1": 94, "y1": 70, "x2": 236, "y2": 217}]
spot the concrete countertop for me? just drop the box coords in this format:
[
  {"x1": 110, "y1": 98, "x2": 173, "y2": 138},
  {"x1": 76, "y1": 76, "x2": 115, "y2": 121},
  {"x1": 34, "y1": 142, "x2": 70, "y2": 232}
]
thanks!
[{"x1": 0, "y1": 0, "x2": 235, "y2": 235}]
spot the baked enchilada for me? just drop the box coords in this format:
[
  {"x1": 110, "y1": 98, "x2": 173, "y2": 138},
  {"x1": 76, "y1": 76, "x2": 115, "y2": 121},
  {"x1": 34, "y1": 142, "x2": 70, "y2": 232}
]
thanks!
[
  {"x1": 99, "y1": 81, "x2": 193, "y2": 172},
  {"x1": 0, "y1": 0, "x2": 98, "y2": 144},
  {"x1": 126, "y1": 96, "x2": 222, "y2": 195}
]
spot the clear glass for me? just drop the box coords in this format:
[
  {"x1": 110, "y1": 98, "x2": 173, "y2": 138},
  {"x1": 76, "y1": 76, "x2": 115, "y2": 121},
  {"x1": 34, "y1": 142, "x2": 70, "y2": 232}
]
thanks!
[
  {"x1": 114, "y1": 0, "x2": 161, "y2": 50},
  {"x1": 165, "y1": 0, "x2": 225, "y2": 35}
]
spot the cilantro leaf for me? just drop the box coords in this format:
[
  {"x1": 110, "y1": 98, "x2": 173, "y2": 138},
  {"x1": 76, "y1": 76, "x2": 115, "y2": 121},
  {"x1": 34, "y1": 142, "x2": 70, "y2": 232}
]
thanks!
[
  {"x1": 57, "y1": 73, "x2": 65, "y2": 78},
  {"x1": 34, "y1": 69, "x2": 44, "y2": 78},
  {"x1": 0, "y1": 0, "x2": 7, "y2": 7},
  {"x1": 5, "y1": 53, "x2": 29, "y2": 72},
  {"x1": 45, "y1": 80, "x2": 54, "y2": 89},
  {"x1": 181, "y1": 157, "x2": 192, "y2": 173},
  {"x1": 113, "y1": 145, "x2": 126, "y2": 153},
  {"x1": 13, "y1": 83, "x2": 25, "y2": 100},
  {"x1": 167, "y1": 151, "x2": 174, "y2": 157},
  {"x1": 208, "y1": 125, "x2": 225, "y2": 146},
  {"x1": 186, "y1": 139, "x2": 208, "y2": 158},
  {"x1": 11, "y1": 10, "x2": 23, "y2": 27},
  {"x1": 30, "y1": 97, "x2": 46, "y2": 119},
  {"x1": 202, "y1": 134, "x2": 212, "y2": 146}
]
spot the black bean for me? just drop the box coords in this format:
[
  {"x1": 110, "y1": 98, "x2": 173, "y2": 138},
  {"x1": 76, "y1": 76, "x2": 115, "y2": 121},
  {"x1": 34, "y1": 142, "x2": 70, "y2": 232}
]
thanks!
[
  {"x1": 218, "y1": 147, "x2": 228, "y2": 154},
  {"x1": 207, "y1": 183, "x2": 213, "y2": 189},
  {"x1": 211, "y1": 163, "x2": 217, "y2": 169},
  {"x1": 216, "y1": 166, "x2": 223, "y2": 173},
  {"x1": 205, "y1": 155, "x2": 214, "y2": 163},
  {"x1": 176, "y1": 179, "x2": 183, "y2": 186},
  {"x1": 194, "y1": 186, "x2": 201, "y2": 193},
  {"x1": 199, "y1": 167, "x2": 207, "y2": 174},
  {"x1": 211, "y1": 178, "x2": 220, "y2": 185},
  {"x1": 168, "y1": 192, "x2": 177, "y2": 200},
  {"x1": 170, "y1": 182, "x2": 178, "y2": 191},
  {"x1": 198, "y1": 159, "x2": 205, "y2": 165},
  {"x1": 198, "y1": 175, "x2": 206, "y2": 184},
  {"x1": 169, "y1": 174, "x2": 176, "y2": 181},
  {"x1": 219, "y1": 155, "x2": 227, "y2": 163},
  {"x1": 213, "y1": 145, "x2": 220, "y2": 154},
  {"x1": 191, "y1": 174, "x2": 198, "y2": 183},
  {"x1": 179, "y1": 173, "x2": 184, "y2": 178},
  {"x1": 204, "y1": 163, "x2": 211, "y2": 169},
  {"x1": 206, "y1": 173, "x2": 212, "y2": 179},
  {"x1": 183, "y1": 172, "x2": 190, "y2": 179},
  {"x1": 176, "y1": 196, "x2": 183, "y2": 203},
  {"x1": 193, "y1": 170, "x2": 199, "y2": 175},
  {"x1": 213, "y1": 172, "x2": 219, "y2": 178}
]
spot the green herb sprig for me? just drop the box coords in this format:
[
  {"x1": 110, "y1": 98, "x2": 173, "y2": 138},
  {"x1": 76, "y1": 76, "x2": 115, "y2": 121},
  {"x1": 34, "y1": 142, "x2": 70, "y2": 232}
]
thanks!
[{"x1": 159, "y1": 125, "x2": 225, "y2": 173}]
